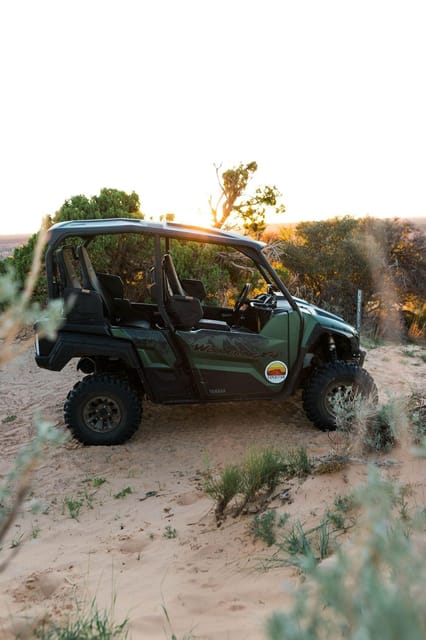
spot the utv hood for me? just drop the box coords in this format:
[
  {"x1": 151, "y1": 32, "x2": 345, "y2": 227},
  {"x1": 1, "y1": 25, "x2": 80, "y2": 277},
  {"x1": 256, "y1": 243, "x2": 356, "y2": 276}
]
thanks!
[
  {"x1": 296, "y1": 297, "x2": 358, "y2": 337},
  {"x1": 276, "y1": 295, "x2": 358, "y2": 338}
]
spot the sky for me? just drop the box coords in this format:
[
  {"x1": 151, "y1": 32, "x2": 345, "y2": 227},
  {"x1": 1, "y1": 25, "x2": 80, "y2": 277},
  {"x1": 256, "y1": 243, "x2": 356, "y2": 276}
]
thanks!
[{"x1": 1, "y1": 0, "x2": 425, "y2": 235}]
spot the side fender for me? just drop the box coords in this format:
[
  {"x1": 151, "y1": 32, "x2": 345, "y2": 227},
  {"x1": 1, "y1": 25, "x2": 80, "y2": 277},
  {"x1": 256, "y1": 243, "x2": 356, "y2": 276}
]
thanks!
[{"x1": 35, "y1": 331, "x2": 141, "y2": 372}]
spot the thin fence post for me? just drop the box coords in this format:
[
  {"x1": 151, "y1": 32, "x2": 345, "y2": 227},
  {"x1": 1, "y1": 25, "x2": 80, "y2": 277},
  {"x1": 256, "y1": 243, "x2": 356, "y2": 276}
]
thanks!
[{"x1": 356, "y1": 289, "x2": 363, "y2": 335}]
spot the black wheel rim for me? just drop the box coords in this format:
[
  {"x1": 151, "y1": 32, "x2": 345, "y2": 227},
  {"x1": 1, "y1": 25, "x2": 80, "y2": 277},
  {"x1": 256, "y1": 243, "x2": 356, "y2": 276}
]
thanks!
[{"x1": 82, "y1": 395, "x2": 122, "y2": 433}]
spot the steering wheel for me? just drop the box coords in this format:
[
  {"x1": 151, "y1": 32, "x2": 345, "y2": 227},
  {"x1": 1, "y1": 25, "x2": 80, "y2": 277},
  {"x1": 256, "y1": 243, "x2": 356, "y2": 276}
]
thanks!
[
  {"x1": 233, "y1": 283, "x2": 252, "y2": 313},
  {"x1": 250, "y1": 292, "x2": 276, "y2": 310}
]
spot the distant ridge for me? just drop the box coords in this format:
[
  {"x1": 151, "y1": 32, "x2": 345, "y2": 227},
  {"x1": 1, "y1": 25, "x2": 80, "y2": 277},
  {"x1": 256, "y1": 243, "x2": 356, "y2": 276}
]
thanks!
[
  {"x1": 408, "y1": 216, "x2": 426, "y2": 232},
  {"x1": 0, "y1": 234, "x2": 31, "y2": 259}
]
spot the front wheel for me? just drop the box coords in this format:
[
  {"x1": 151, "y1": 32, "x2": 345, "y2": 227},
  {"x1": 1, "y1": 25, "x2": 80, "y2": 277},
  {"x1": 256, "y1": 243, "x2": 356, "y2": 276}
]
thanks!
[
  {"x1": 302, "y1": 361, "x2": 378, "y2": 431},
  {"x1": 64, "y1": 374, "x2": 142, "y2": 445}
]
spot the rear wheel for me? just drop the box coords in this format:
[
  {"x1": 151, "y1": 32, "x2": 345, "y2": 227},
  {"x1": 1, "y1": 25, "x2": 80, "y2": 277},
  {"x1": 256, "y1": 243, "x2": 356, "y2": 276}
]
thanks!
[
  {"x1": 302, "y1": 361, "x2": 378, "y2": 431},
  {"x1": 64, "y1": 374, "x2": 142, "y2": 445}
]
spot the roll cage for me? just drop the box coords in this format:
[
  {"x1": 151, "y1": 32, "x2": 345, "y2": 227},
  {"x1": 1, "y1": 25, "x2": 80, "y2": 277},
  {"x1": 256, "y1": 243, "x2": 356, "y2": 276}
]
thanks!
[{"x1": 45, "y1": 218, "x2": 301, "y2": 318}]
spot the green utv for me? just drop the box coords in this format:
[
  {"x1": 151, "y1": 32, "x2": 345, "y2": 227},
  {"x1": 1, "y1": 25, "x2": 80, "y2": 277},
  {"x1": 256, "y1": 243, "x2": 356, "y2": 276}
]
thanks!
[{"x1": 35, "y1": 218, "x2": 377, "y2": 445}]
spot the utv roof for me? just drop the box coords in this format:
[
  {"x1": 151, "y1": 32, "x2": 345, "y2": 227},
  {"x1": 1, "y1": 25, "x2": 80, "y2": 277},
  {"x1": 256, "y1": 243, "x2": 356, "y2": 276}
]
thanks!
[{"x1": 47, "y1": 218, "x2": 266, "y2": 250}]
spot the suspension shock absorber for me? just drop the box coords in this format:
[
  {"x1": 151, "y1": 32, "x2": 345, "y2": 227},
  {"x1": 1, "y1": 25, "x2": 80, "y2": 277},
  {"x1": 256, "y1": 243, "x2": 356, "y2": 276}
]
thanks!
[{"x1": 328, "y1": 334, "x2": 337, "y2": 362}]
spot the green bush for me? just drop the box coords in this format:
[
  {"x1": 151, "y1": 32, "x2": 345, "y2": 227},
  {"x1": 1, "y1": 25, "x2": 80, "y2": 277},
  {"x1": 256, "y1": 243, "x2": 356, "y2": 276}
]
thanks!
[
  {"x1": 204, "y1": 447, "x2": 312, "y2": 519},
  {"x1": 35, "y1": 603, "x2": 128, "y2": 639},
  {"x1": 363, "y1": 402, "x2": 397, "y2": 451},
  {"x1": 408, "y1": 392, "x2": 426, "y2": 444},
  {"x1": 252, "y1": 510, "x2": 277, "y2": 546},
  {"x1": 266, "y1": 467, "x2": 426, "y2": 640},
  {"x1": 1, "y1": 235, "x2": 65, "y2": 569},
  {"x1": 204, "y1": 464, "x2": 243, "y2": 516},
  {"x1": 281, "y1": 447, "x2": 313, "y2": 478},
  {"x1": 241, "y1": 449, "x2": 285, "y2": 502}
]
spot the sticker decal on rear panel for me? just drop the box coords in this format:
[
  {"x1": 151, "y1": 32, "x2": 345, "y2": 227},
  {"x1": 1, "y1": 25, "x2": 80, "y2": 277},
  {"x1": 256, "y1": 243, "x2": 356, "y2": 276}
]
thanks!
[{"x1": 265, "y1": 361, "x2": 288, "y2": 384}]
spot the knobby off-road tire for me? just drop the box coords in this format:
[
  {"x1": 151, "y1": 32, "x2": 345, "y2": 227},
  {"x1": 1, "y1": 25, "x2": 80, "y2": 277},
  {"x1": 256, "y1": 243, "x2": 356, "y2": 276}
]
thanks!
[
  {"x1": 302, "y1": 361, "x2": 378, "y2": 431},
  {"x1": 64, "y1": 374, "x2": 142, "y2": 445}
]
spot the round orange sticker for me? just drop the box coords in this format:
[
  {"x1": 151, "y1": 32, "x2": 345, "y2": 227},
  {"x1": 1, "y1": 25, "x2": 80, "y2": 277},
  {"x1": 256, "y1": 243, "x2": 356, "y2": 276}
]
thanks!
[{"x1": 265, "y1": 360, "x2": 288, "y2": 384}]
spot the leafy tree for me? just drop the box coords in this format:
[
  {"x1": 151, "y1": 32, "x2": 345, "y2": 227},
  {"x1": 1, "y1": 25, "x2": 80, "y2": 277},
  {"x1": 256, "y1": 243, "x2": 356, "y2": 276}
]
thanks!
[
  {"x1": 354, "y1": 217, "x2": 426, "y2": 338},
  {"x1": 8, "y1": 233, "x2": 48, "y2": 301},
  {"x1": 89, "y1": 233, "x2": 155, "y2": 301},
  {"x1": 278, "y1": 216, "x2": 366, "y2": 319},
  {"x1": 209, "y1": 162, "x2": 285, "y2": 238},
  {"x1": 52, "y1": 189, "x2": 146, "y2": 300},
  {"x1": 53, "y1": 188, "x2": 143, "y2": 223},
  {"x1": 170, "y1": 240, "x2": 261, "y2": 307},
  {"x1": 278, "y1": 216, "x2": 426, "y2": 337},
  {"x1": 356, "y1": 217, "x2": 426, "y2": 302},
  {"x1": 53, "y1": 194, "x2": 98, "y2": 221},
  {"x1": 6, "y1": 188, "x2": 144, "y2": 300}
]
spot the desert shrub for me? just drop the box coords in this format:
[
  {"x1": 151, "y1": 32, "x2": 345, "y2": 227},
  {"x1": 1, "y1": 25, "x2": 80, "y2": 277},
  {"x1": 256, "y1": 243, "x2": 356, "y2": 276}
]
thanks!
[
  {"x1": 265, "y1": 507, "x2": 351, "y2": 570},
  {"x1": 241, "y1": 448, "x2": 285, "y2": 500},
  {"x1": 252, "y1": 510, "x2": 277, "y2": 546},
  {"x1": 329, "y1": 392, "x2": 398, "y2": 455},
  {"x1": 204, "y1": 464, "x2": 243, "y2": 516},
  {"x1": 266, "y1": 467, "x2": 426, "y2": 640},
  {"x1": 328, "y1": 389, "x2": 426, "y2": 457},
  {"x1": 325, "y1": 391, "x2": 375, "y2": 457},
  {"x1": 326, "y1": 494, "x2": 357, "y2": 532},
  {"x1": 333, "y1": 493, "x2": 355, "y2": 513},
  {"x1": 359, "y1": 394, "x2": 426, "y2": 452},
  {"x1": 363, "y1": 404, "x2": 397, "y2": 452},
  {"x1": 204, "y1": 447, "x2": 312, "y2": 518},
  {"x1": 237, "y1": 448, "x2": 311, "y2": 515},
  {"x1": 408, "y1": 392, "x2": 426, "y2": 444},
  {"x1": 35, "y1": 602, "x2": 128, "y2": 639},
  {"x1": 403, "y1": 304, "x2": 426, "y2": 343},
  {"x1": 278, "y1": 216, "x2": 426, "y2": 339},
  {"x1": 0, "y1": 226, "x2": 65, "y2": 571},
  {"x1": 278, "y1": 521, "x2": 315, "y2": 561},
  {"x1": 338, "y1": 389, "x2": 378, "y2": 435},
  {"x1": 281, "y1": 447, "x2": 313, "y2": 477},
  {"x1": 0, "y1": 229, "x2": 63, "y2": 365},
  {"x1": 261, "y1": 495, "x2": 356, "y2": 569},
  {"x1": 9, "y1": 232, "x2": 48, "y2": 302}
]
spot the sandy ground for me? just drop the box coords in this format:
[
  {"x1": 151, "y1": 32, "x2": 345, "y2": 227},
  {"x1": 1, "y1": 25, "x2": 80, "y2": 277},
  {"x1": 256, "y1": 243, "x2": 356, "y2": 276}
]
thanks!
[{"x1": 0, "y1": 341, "x2": 425, "y2": 639}]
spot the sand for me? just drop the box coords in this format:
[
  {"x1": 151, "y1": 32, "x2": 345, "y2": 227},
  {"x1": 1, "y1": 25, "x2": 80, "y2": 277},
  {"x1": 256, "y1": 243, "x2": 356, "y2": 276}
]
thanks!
[{"x1": 0, "y1": 341, "x2": 425, "y2": 639}]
